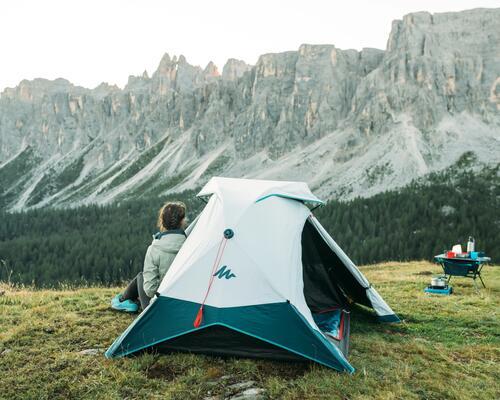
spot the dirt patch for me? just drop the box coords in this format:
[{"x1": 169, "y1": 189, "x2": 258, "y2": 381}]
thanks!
[
  {"x1": 256, "y1": 360, "x2": 311, "y2": 380},
  {"x1": 414, "y1": 271, "x2": 433, "y2": 276},
  {"x1": 450, "y1": 352, "x2": 475, "y2": 364},
  {"x1": 146, "y1": 362, "x2": 186, "y2": 380}
]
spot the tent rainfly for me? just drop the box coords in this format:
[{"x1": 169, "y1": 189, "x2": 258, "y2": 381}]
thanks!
[{"x1": 106, "y1": 177, "x2": 399, "y2": 373}]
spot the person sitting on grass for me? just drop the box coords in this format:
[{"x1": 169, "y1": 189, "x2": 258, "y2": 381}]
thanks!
[{"x1": 111, "y1": 201, "x2": 187, "y2": 312}]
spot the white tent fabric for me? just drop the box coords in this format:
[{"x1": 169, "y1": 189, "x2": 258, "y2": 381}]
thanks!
[{"x1": 158, "y1": 178, "x2": 320, "y2": 330}]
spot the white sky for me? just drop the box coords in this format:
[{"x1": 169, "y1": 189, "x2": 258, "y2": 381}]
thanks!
[{"x1": 1, "y1": 0, "x2": 499, "y2": 91}]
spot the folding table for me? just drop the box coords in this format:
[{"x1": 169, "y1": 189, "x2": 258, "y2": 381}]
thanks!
[{"x1": 434, "y1": 254, "x2": 491, "y2": 288}]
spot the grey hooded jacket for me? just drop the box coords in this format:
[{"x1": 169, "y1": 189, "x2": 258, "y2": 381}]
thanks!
[{"x1": 142, "y1": 230, "x2": 186, "y2": 298}]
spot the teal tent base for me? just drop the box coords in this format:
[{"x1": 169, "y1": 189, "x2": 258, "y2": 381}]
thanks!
[
  {"x1": 424, "y1": 286, "x2": 453, "y2": 295},
  {"x1": 106, "y1": 296, "x2": 354, "y2": 373}
]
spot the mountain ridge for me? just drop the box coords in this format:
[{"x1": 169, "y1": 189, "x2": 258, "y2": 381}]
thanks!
[{"x1": 1, "y1": 7, "x2": 499, "y2": 211}]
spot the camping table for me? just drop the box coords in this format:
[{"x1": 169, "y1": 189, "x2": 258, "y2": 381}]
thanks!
[{"x1": 434, "y1": 254, "x2": 491, "y2": 288}]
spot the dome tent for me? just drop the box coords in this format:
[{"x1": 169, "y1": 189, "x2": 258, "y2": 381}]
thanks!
[{"x1": 106, "y1": 177, "x2": 399, "y2": 372}]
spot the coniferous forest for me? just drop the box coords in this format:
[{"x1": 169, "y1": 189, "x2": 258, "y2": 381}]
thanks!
[{"x1": 0, "y1": 162, "x2": 498, "y2": 287}]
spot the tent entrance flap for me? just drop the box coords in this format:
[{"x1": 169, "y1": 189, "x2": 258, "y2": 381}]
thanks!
[
  {"x1": 301, "y1": 219, "x2": 371, "y2": 310},
  {"x1": 301, "y1": 219, "x2": 353, "y2": 357},
  {"x1": 302, "y1": 220, "x2": 347, "y2": 312}
]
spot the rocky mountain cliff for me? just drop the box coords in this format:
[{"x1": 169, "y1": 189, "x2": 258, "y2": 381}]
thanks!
[{"x1": 1, "y1": 8, "x2": 499, "y2": 211}]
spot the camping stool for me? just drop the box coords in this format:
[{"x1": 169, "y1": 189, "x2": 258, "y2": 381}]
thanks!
[{"x1": 434, "y1": 254, "x2": 491, "y2": 289}]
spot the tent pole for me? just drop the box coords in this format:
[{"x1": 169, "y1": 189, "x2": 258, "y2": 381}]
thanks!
[{"x1": 310, "y1": 203, "x2": 322, "y2": 213}]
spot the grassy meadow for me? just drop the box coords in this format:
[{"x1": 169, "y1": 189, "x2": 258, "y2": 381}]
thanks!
[{"x1": 0, "y1": 261, "x2": 498, "y2": 400}]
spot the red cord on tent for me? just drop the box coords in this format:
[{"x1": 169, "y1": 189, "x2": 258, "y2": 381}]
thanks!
[
  {"x1": 316, "y1": 306, "x2": 340, "y2": 314},
  {"x1": 193, "y1": 305, "x2": 204, "y2": 328},
  {"x1": 193, "y1": 236, "x2": 228, "y2": 328},
  {"x1": 332, "y1": 312, "x2": 345, "y2": 341}
]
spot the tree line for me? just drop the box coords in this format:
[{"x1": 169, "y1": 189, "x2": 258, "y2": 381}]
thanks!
[{"x1": 0, "y1": 163, "x2": 498, "y2": 287}]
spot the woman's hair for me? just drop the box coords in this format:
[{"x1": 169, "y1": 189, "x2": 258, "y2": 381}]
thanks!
[{"x1": 157, "y1": 201, "x2": 186, "y2": 231}]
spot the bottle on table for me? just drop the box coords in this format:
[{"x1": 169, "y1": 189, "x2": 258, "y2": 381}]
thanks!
[{"x1": 467, "y1": 236, "x2": 475, "y2": 253}]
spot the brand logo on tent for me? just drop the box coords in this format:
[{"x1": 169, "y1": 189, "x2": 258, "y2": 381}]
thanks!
[{"x1": 213, "y1": 265, "x2": 236, "y2": 280}]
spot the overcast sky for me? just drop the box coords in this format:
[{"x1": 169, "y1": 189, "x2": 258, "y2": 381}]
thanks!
[{"x1": 1, "y1": 0, "x2": 499, "y2": 91}]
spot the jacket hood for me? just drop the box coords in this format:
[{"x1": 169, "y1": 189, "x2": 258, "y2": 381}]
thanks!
[{"x1": 151, "y1": 231, "x2": 186, "y2": 254}]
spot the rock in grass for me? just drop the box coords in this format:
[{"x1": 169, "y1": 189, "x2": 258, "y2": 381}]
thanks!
[
  {"x1": 78, "y1": 348, "x2": 101, "y2": 356},
  {"x1": 1, "y1": 349, "x2": 12, "y2": 356},
  {"x1": 227, "y1": 381, "x2": 257, "y2": 392},
  {"x1": 229, "y1": 388, "x2": 265, "y2": 400}
]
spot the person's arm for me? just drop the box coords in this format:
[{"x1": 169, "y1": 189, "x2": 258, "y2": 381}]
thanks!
[{"x1": 142, "y1": 245, "x2": 160, "y2": 298}]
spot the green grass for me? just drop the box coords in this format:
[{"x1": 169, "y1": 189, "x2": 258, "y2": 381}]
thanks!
[{"x1": 0, "y1": 261, "x2": 498, "y2": 399}]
